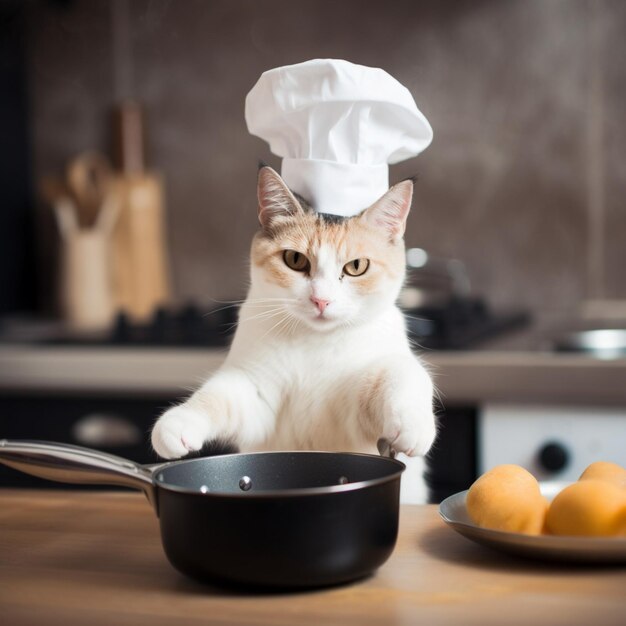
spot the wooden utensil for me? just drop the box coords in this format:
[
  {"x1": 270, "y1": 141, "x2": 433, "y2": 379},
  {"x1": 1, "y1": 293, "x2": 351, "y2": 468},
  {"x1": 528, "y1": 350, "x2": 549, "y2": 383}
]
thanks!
[
  {"x1": 66, "y1": 152, "x2": 113, "y2": 228},
  {"x1": 110, "y1": 102, "x2": 171, "y2": 321}
]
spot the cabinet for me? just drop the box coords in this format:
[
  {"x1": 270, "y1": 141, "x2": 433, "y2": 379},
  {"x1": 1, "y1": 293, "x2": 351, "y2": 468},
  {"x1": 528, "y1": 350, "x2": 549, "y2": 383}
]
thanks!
[{"x1": 0, "y1": 393, "x2": 172, "y2": 488}]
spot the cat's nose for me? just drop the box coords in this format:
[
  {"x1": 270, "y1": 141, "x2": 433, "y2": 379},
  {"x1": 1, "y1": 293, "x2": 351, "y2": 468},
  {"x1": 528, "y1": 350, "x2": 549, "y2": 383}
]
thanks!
[{"x1": 310, "y1": 297, "x2": 331, "y2": 314}]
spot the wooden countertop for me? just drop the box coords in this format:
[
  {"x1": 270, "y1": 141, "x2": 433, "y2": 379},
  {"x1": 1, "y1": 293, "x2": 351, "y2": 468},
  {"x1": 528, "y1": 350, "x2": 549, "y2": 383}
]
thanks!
[
  {"x1": 0, "y1": 490, "x2": 624, "y2": 625},
  {"x1": 1, "y1": 344, "x2": 626, "y2": 405}
]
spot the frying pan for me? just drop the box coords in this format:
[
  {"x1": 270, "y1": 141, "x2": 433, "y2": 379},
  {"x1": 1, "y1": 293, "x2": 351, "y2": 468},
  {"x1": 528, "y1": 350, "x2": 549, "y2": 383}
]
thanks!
[{"x1": 0, "y1": 440, "x2": 404, "y2": 589}]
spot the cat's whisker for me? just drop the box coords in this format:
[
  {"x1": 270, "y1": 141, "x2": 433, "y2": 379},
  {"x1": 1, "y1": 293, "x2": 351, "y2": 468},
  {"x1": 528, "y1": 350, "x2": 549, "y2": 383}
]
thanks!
[
  {"x1": 224, "y1": 307, "x2": 288, "y2": 332},
  {"x1": 244, "y1": 296, "x2": 298, "y2": 302},
  {"x1": 234, "y1": 299, "x2": 296, "y2": 312},
  {"x1": 278, "y1": 313, "x2": 293, "y2": 334},
  {"x1": 241, "y1": 300, "x2": 291, "y2": 305},
  {"x1": 283, "y1": 314, "x2": 301, "y2": 338},
  {"x1": 222, "y1": 301, "x2": 296, "y2": 335},
  {"x1": 272, "y1": 320, "x2": 289, "y2": 341},
  {"x1": 215, "y1": 315, "x2": 258, "y2": 334},
  {"x1": 284, "y1": 317, "x2": 300, "y2": 339},
  {"x1": 209, "y1": 296, "x2": 296, "y2": 305},
  {"x1": 258, "y1": 312, "x2": 293, "y2": 342},
  {"x1": 205, "y1": 297, "x2": 297, "y2": 317},
  {"x1": 234, "y1": 298, "x2": 295, "y2": 303},
  {"x1": 245, "y1": 304, "x2": 288, "y2": 314},
  {"x1": 241, "y1": 302, "x2": 296, "y2": 309},
  {"x1": 239, "y1": 308, "x2": 288, "y2": 324},
  {"x1": 203, "y1": 303, "x2": 242, "y2": 317},
  {"x1": 204, "y1": 298, "x2": 251, "y2": 316},
  {"x1": 273, "y1": 313, "x2": 295, "y2": 339},
  {"x1": 291, "y1": 316, "x2": 302, "y2": 335},
  {"x1": 206, "y1": 298, "x2": 247, "y2": 307},
  {"x1": 402, "y1": 313, "x2": 431, "y2": 323}
]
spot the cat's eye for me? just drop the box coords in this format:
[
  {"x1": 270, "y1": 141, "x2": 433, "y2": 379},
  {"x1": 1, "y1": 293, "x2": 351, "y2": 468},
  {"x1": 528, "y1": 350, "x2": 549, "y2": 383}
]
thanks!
[
  {"x1": 283, "y1": 250, "x2": 310, "y2": 272},
  {"x1": 343, "y1": 258, "x2": 370, "y2": 277}
]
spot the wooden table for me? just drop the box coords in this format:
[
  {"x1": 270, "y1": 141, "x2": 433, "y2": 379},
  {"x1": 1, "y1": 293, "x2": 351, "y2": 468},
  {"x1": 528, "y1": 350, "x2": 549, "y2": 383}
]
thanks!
[{"x1": 0, "y1": 490, "x2": 624, "y2": 626}]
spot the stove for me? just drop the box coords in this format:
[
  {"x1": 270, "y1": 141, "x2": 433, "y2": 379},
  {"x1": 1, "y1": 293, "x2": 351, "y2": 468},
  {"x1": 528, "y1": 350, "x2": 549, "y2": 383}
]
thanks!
[{"x1": 402, "y1": 297, "x2": 530, "y2": 350}]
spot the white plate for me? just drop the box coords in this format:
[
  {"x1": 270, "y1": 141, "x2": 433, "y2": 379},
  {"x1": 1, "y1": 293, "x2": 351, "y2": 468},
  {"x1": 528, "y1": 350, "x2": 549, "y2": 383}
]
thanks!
[{"x1": 439, "y1": 481, "x2": 626, "y2": 563}]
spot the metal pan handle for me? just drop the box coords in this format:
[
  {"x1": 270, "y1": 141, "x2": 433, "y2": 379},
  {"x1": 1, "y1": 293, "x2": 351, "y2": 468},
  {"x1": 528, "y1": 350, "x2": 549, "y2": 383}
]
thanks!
[{"x1": 0, "y1": 439, "x2": 157, "y2": 510}]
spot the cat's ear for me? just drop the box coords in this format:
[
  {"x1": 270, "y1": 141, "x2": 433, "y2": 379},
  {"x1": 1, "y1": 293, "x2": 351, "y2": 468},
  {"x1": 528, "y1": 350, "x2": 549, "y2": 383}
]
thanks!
[
  {"x1": 360, "y1": 179, "x2": 414, "y2": 242},
  {"x1": 257, "y1": 166, "x2": 302, "y2": 230}
]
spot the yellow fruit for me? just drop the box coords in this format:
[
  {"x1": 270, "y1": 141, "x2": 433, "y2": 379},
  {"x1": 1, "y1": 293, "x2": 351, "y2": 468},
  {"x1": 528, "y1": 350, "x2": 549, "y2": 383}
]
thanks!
[
  {"x1": 467, "y1": 464, "x2": 547, "y2": 535},
  {"x1": 579, "y1": 461, "x2": 626, "y2": 489},
  {"x1": 546, "y1": 480, "x2": 626, "y2": 537}
]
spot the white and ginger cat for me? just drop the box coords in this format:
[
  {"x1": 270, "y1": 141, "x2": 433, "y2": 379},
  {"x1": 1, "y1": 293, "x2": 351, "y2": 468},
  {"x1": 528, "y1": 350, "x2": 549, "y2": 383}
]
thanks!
[{"x1": 152, "y1": 166, "x2": 437, "y2": 502}]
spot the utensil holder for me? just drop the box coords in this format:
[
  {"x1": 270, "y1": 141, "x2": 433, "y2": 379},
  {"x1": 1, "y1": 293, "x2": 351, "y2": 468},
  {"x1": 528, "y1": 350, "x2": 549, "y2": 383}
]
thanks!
[{"x1": 60, "y1": 229, "x2": 115, "y2": 331}]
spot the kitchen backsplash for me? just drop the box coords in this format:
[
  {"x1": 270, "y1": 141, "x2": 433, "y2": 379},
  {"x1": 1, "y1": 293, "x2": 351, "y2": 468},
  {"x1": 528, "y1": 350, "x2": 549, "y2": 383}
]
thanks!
[{"x1": 24, "y1": 0, "x2": 626, "y2": 314}]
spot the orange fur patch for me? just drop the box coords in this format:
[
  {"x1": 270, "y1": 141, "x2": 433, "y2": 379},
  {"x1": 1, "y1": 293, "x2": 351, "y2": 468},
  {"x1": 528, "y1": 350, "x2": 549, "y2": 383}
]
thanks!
[{"x1": 251, "y1": 211, "x2": 405, "y2": 290}]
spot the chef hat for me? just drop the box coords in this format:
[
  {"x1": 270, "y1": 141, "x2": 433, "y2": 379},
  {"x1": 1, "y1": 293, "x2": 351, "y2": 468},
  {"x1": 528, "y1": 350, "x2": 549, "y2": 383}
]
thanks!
[{"x1": 245, "y1": 58, "x2": 433, "y2": 217}]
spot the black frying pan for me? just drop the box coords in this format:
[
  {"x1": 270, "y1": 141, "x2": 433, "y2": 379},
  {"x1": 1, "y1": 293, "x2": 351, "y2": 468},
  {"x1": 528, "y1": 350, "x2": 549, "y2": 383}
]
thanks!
[{"x1": 0, "y1": 440, "x2": 404, "y2": 589}]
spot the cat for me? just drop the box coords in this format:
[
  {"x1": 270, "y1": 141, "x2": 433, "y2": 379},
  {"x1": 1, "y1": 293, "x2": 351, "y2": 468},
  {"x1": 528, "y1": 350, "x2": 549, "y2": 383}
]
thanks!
[{"x1": 151, "y1": 166, "x2": 437, "y2": 503}]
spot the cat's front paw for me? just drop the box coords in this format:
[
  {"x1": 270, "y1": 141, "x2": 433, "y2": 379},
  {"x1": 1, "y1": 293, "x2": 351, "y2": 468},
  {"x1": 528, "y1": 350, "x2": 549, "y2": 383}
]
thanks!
[
  {"x1": 379, "y1": 377, "x2": 437, "y2": 456},
  {"x1": 367, "y1": 361, "x2": 437, "y2": 458},
  {"x1": 381, "y1": 401, "x2": 437, "y2": 457},
  {"x1": 151, "y1": 405, "x2": 210, "y2": 459}
]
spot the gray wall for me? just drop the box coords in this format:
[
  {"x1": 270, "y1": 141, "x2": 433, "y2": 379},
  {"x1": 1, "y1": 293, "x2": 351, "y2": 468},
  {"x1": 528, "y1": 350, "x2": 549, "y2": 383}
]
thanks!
[{"x1": 26, "y1": 0, "x2": 626, "y2": 313}]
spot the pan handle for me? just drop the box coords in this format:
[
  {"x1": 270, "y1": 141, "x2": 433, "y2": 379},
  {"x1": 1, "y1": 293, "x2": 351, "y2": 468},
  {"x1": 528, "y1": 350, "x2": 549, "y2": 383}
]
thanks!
[
  {"x1": 0, "y1": 440, "x2": 157, "y2": 510},
  {"x1": 376, "y1": 438, "x2": 397, "y2": 459}
]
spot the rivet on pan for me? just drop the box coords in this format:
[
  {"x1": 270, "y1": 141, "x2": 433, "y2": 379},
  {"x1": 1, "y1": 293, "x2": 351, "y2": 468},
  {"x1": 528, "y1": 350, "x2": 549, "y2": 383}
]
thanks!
[
  {"x1": 200, "y1": 485, "x2": 209, "y2": 494},
  {"x1": 338, "y1": 476, "x2": 349, "y2": 485},
  {"x1": 157, "y1": 473, "x2": 164, "y2": 482},
  {"x1": 239, "y1": 476, "x2": 252, "y2": 491}
]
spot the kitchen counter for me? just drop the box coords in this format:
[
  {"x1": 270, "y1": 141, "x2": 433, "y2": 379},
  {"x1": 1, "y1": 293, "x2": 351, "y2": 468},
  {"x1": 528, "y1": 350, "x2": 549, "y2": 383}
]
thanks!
[
  {"x1": 0, "y1": 489, "x2": 624, "y2": 626},
  {"x1": 1, "y1": 340, "x2": 626, "y2": 405}
]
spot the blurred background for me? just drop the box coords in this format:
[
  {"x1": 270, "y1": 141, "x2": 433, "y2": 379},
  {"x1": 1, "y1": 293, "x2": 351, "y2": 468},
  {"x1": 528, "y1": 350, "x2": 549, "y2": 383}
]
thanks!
[
  {"x1": 0, "y1": 0, "x2": 625, "y2": 500},
  {"x1": 3, "y1": 0, "x2": 625, "y2": 316}
]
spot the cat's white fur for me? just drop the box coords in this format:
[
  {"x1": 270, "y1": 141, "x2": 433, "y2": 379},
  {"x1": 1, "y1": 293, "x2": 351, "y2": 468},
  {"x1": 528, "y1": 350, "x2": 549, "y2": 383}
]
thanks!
[{"x1": 152, "y1": 168, "x2": 437, "y2": 503}]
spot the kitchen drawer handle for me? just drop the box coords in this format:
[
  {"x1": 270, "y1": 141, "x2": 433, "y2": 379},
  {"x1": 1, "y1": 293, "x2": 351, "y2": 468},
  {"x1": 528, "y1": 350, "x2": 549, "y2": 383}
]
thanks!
[{"x1": 72, "y1": 414, "x2": 142, "y2": 447}]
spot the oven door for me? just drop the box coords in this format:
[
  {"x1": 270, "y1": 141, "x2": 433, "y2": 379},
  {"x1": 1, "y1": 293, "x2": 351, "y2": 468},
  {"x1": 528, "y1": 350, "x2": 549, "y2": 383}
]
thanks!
[{"x1": 479, "y1": 404, "x2": 626, "y2": 482}]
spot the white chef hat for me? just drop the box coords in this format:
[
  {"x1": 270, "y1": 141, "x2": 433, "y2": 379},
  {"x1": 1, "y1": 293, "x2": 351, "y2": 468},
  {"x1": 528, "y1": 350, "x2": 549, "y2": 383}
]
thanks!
[{"x1": 245, "y1": 58, "x2": 433, "y2": 217}]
